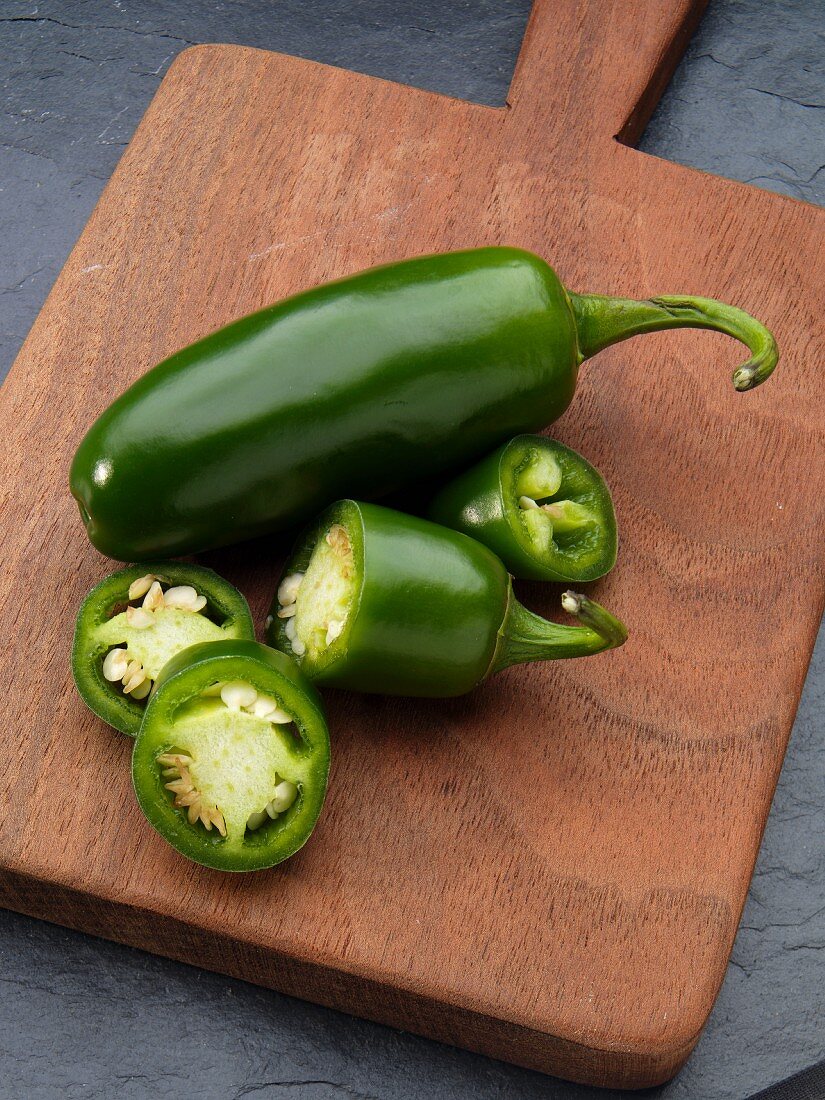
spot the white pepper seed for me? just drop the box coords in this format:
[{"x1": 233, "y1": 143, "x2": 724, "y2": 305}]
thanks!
[
  {"x1": 269, "y1": 780, "x2": 298, "y2": 813},
  {"x1": 518, "y1": 495, "x2": 539, "y2": 510},
  {"x1": 157, "y1": 753, "x2": 193, "y2": 768},
  {"x1": 123, "y1": 671, "x2": 146, "y2": 694},
  {"x1": 142, "y1": 580, "x2": 165, "y2": 612},
  {"x1": 102, "y1": 648, "x2": 129, "y2": 681},
  {"x1": 249, "y1": 696, "x2": 292, "y2": 724},
  {"x1": 165, "y1": 779, "x2": 192, "y2": 794},
  {"x1": 249, "y1": 695, "x2": 276, "y2": 717},
  {"x1": 128, "y1": 574, "x2": 157, "y2": 601},
  {"x1": 126, "y1": 605, "x2": 154, "y2": 629},
  {"x1": 325, "y1": 619, "x2": 344, "y2": 646},
  {"x1": 277, "y1": 573, "x2": 304, "y2": 606},
  {"x1": 277, "y1": 603, "x2": 297, "y2": 618},
  {"x1": 220, "y1": 681, "x2": 258, "y2": 710},
  {"x1": 162, "y1": 585, "x2": 206, "y2": 612}
]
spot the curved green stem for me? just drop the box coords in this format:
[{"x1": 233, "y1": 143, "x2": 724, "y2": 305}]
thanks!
[
  {"x1": 568, "y1": 292, "x2": 778, "y2": 391},
  {"x1": 492, "y1": 589, "x2": 627, "y2": 674}
]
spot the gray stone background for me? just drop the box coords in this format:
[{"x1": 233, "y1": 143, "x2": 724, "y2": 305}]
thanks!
[{"x1": 1, "y1": 1, "x2": 822, "y2": 1097}]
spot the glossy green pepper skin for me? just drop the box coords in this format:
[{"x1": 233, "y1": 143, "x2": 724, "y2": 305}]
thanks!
[
  {"x1": 427, "y1": 435, "x2": 618, "y2": 583},
  {"x1": 132, "y1": 640, "x2": 330, "y2": 872},
  {"x1": 72, "y1": 562, "x2": 254, "y2": 736},
  {"x1": 71, "y1": 247, "x2": 778, "y2": 561},
  {"x1": 266, "y1": 501, "x2": 627, "y2": 697}
]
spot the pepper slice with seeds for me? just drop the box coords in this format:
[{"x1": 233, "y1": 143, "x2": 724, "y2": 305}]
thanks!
[
  {"x1": 427, "y1": 435, "x2": 618, "y2": 582},
  {"x1": 72, "y1": 562, "x2": 254, "y2": 736},
  {"x1": 132, "y1": 640, "x2": 330, "y2": 871},
  {"x1": 266, "y1": 500, "x2": 627, "y2": 697}
]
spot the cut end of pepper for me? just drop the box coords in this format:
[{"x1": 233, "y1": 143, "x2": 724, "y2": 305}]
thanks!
[
  {"x1": 272, "y1": 513, "x2": 359, "y2": 673},
  {"x1": 732, "y1": 364, "x2": 759, "y2": 391},
  {"x1": 427, "y1": 435, "x2": 618, "y2": 584},
  {"x1": 493, "y1": 586, "x2": 628, "y2": 674},
  {"x1": 560, "y1": 589, "x2": 628, "y2": 650},
  {"x1": 560, "y1": 590, "x2": 582, "y2": 615},
  {"x1": 507, "y1": 437, "x2": 617, "y2": 582}
]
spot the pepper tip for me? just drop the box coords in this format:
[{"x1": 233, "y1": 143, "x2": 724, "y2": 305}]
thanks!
[{"x1": 732, "y1": 365, "x2": 757, "y2": 392}]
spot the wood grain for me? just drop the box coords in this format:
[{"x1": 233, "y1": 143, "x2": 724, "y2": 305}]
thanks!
[{"x1": 1, "y1": 0, "x2": 823, "y2": 1088}]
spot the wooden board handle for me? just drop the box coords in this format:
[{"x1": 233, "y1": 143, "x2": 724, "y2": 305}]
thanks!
[{"x1": 506, "y1": 0, "x2": 708, "y2": 143}]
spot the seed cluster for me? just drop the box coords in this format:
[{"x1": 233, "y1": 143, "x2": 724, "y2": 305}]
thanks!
[
  {"x1": 209, "y1": 679, "x2": 294, "y2": 724},
  {"x1": 102, "y1": 574, "x2": 209, "y2": 700},
  {"x1": 276, "y1": 572, "x2": 306, "y2": 656},
  {"x1": 156, "y1": 681, "x2": 299, "y2": 838},
  {"x1": 157, "y1": 753, "x2": 227, "y2": 836},
  {"x1": 245, "y1": 779, "x2": 299, "y2": 832},
  {"x1": 277, "y1": 523, "x2": 351, "y2": 657}
]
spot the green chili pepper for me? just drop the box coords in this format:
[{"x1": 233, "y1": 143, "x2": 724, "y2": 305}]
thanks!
[
  {"x1": 265, "y1": 500, "x2": 626, "y2": 697},
  {"x1": 72, "y1": 562, "x2": 254, "y2": 736},
  {"x1": 132, "y1": 639, "x2": 330, "y2": 872},
  {"x1": 427, "y1": 435, "x2": 617, "y2": 582},
  {"x1": 70, "y1": 247, "x2": 778, "y2": 561}
]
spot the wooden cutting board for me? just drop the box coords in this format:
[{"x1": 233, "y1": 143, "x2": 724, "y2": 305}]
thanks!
[{"x1": 1, "y1": 0, "x2": 823, "y2": 1088}]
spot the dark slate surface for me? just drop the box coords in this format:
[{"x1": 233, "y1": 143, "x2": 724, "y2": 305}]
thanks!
[{"x1": 1, "y1": 2, "x2": 822, "y2": 1097}]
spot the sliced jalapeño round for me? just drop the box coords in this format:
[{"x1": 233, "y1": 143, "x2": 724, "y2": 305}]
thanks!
[
  {"x1": 132, "y1": 640, "x2": 330, "y2": 871},
  {"x1": 72, "y1": 562, "x2": 254, "y2": 736}
]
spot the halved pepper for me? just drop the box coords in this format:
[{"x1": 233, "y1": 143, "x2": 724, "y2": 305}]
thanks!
[
  {"x1": 72, "y1": 562, "x2": 254, "y2": 736},
  {"x1": 132, "y1": 640, "x2": 330, "y2": 872},
  {"x1": 70, "y1": 247, "x2": 778, "y2": 560},
  {"x1": 427, "y1": 435, "x2": 617, "y2": 582},
  {"x1": 265, "y1": 500, "x2": 626, "y2": 697}
]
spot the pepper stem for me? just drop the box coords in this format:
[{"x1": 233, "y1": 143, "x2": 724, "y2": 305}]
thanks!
[
  {"x1": 568, "y1": 292, "x2": 778, "y2": 391},
  {"x1": 492, "y1": 589, "x2": 627, "y2": 674}
]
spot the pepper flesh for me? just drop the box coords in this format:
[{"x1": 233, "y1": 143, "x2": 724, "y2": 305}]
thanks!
[
  {"x1": 72, "y1": 562, "x2": 254, "y2": 736},
  {"x1": 266, "y1": 500, "x2": 627, "y2": 697},
  {"x1": 427, "y1": 435, "x2": 618, "y2": 582},
  {"x1": 132, "y1": 640, "x2": 330, "y2": 871},
  {"x1": 70, "y1": 247, "x2": 779, "y2": 560}
]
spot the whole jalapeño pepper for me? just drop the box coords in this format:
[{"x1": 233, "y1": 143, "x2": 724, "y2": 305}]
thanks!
[
  {"x1": 71, "y1": 247, "x2": 778, "y2": 560},
  {"x1": 72, "y1": 562, "x2": 254, "y2": 736},
  {"x1": 427, "y1": 435, "x2": 617, "y2": 583},
  {"x1": 132, "y1": 640, "x2": 330, "y2": 871},
  {"x1": 265, "y1": 500, "x2": 627, "y2": 697}
]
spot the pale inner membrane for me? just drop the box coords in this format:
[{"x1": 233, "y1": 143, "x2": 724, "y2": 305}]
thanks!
[
  {"x1": 291, "y1": 523, "x2": 355, "y2": 661},
  {"x1": 170, "y1": 701, "x2": 308, "y2": 839},
  {"x1": 96, "y1": 606, "x2": 224, "y2": 680}
]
